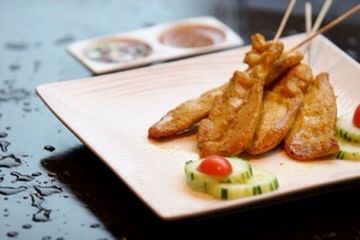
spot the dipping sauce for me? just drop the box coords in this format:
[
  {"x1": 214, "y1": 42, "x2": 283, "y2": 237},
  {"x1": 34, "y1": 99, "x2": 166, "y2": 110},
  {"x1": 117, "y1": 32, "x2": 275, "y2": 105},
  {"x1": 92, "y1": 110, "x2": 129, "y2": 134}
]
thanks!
[
  {"x1": 159, "y1": 24, "x2": 225, "y2": 48},
  {"x1": 84, "y1": 38, "x2": 152, "y2": 63}
]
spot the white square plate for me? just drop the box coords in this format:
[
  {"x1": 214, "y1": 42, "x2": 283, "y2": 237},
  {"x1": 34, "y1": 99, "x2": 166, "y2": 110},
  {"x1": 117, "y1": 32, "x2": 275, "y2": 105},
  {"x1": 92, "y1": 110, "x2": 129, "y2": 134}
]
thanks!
[{"x1": 37, "y1": 34, "x2": 360, "y2": 220}]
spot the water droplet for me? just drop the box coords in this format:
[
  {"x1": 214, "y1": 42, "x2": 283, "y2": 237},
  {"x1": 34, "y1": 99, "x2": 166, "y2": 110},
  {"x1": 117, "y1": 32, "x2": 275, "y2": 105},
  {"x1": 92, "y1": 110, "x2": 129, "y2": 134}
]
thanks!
[
  {"x1": 90, "y1": 223, "x2": 101, "y2": 228},
  {"x1": 0, "y1": 186, "x2": 27, "y2": 195},
  {"x1": 34, "y1": 185, "x2": 62, "y2": 196},
  {"x1": 55, "y1": 35, "x2": 75, "y2": 45},
  {"x1": 44, "y1": 145, "x2": 55, "y2": 152},
  {"x1": 30, "y1": 193, "x2": 44, "y2": 209},
  {"x1": 0, "y1": 88, "x2": 30, "y2": 102},
  {"x1": 22, "y1": 107, "x2": 32, "y2": 112},
  {"x1": 0, "y1": 132, "x2": 7, "y2": 138},
  {"x1": 32, "y1": 208, "x2": 51, "y2": 222},
  {"x1": 9, "y1": 64, "x2": 20, "y2": 72},
  {"x1": 0, "y1": 154, "x2": 21, "y2": 168},
  {"x1": 6, "y1": 231, "x2": 18, "y2": 238},
  {"x1": 0, "y1": 140, "x2": 10, "y2": 152},
  {"x1": 22, "y1": 224, "x2": 32, "y2": 229},
  {"x1": 10, "y1": 171, "x2": 34, "y2": 182},
  {"x1": 4, "y1": 42, "x2": 28, "y2": 51},
  {"x1": 31, "y1": 172, "x2": 42, "y2": 177},
  {"x1": 56, "y1": 238, "x2": 65, "y2": 240},
  {"x1": 33, "y1": 60, "x2": 41, "y2": 73},
  {"x1": 48, "y1": 173, "x2": 56, "y2": 178},
  {"x1": 42, "y1": 236, "x2": 52, "y2": 240},
  {"x1": 22, "y1": 196, "x2": 28, "y2": 199},
  {"x1": 5, "y1": 126, "x2": 11, "y2": 130}
]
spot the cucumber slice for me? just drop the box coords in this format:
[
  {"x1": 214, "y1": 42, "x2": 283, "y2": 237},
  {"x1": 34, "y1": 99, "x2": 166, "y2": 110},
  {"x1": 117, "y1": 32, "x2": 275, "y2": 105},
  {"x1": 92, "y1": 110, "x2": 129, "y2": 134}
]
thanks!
[
  {"x1": 336, "y1": 138, "x2": 360, "y2": 160},
  {"x1": 184, "y1": 157, "x2": 252, "y2": 189},
  {"x1": 336, "y1": 114, "x2": 360, "y2": 143},
  {"x1": 205, "y1": 168, "x2": 279, "y2": 200}
]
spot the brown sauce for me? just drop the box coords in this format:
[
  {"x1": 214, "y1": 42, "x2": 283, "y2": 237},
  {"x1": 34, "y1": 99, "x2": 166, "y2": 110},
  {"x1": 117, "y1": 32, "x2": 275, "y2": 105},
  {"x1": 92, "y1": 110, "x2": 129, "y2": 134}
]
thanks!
[{"x1": 159, "y1": 24, "x2": 225, "y2": 48}]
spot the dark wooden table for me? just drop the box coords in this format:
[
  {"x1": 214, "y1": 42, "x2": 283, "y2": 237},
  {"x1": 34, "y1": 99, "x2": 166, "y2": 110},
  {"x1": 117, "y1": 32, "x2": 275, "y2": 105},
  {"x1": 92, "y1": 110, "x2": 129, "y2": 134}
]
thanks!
[{"x1": 1, "y1": 0, "x2": 359, "y2": 239}]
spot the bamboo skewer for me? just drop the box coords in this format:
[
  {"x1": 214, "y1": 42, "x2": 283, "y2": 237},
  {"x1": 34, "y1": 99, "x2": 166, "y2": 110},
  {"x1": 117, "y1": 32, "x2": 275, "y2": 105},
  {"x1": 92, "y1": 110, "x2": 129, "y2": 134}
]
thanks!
[
  {"x1": 305, "y1": 0, "x2": 333, "y2": 64},
  {"x1": 305, "y1": 2, "x2": 312, "y2": 64},
  {"x1": 273, "y1": 0, "x2": 297, "y2": 41},
  {"x1": 290, "y1": 4, "x2": 360, "y2": 52},
  {"x1": 312, "y1": 0, "x2": 333, "y2": 34}
]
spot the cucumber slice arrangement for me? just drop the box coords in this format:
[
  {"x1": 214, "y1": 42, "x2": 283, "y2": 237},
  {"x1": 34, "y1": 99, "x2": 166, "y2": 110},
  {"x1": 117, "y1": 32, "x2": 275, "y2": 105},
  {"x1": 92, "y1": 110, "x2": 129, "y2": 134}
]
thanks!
[
  {"x1": 336, "y1": 139, "x2": 360, "y2": 160},
  {"x1": 184, "y1": 157, "x2": 279, "y2": 199},
  {"x1": 336, "y1": 114, "x2": 360, "y2": 143},
  {"x1": 335, "y1": 114, "x2": 360, "y2": 160},
  {"x1": 206, "y1": 168, "x2": 279, "y2": 200}
]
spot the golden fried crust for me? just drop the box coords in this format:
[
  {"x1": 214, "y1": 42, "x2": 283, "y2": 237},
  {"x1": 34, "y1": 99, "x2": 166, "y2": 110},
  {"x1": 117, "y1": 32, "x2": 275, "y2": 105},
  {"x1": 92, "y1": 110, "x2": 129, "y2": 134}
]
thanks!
[
  {"x1": 148, "y1": 83, "x2": 228, "y2": 139},
  {"x1": 148, "y1": 34, "x2": 302, "y2": 139},
  {"x1": 244, "y1": 34, "x2": 304, "y2": 85},
  {"x1": 197, "y1": 40, "x2": 284, "y2": 157},
  {"x1": 284, "y1": 73, "x2": 339, "y2": 160},
  {"x1": 266, "y1": 50, "x2": 304, "y2": 85},
  {"x1": 247, "y1": 64, "x2": 313, "y2": 155}
]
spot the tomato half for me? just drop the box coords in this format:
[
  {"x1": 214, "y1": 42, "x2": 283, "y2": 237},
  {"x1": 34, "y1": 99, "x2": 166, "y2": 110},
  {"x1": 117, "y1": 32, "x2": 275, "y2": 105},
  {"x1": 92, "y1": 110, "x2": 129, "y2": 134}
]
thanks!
[
  {"x1": 353, "y1": 105, "x2": 360, "y2": 128},
  {"x1": 197, "y1": 155, "x2": 232, "y2": 177}
]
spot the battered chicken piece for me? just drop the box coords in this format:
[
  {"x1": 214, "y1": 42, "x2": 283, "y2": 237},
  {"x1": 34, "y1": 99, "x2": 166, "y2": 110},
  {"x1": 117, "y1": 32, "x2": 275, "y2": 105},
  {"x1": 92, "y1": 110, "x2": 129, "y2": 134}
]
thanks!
[
  {"x1": 247, "y1": 64, "x2": 313, "y2": 155},
  {"x1": 284, "y1": 73, "x2": 339, "y2": 160},
  {"x1": 148, "y1": 83, "x2": 228, "y2": 139},
  {"x1": 148, "y1": 34, "x2": 303, "y2": 139},
  {"x1": 244, "y1": 39, "x2": 304, "y2": 86},
  {"x1": 197, "y1": 36, "x2": 284, "y2": 157}
]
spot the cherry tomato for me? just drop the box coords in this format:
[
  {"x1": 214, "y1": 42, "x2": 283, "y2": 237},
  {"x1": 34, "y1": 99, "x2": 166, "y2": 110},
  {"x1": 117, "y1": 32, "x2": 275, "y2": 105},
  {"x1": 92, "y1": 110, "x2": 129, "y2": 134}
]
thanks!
[
  {"x1": 353, "y1": 105, "x2": 360, "y2": 128},
  {"x1": 197, "y1": 155, "x2": 232, "y2": 177}
]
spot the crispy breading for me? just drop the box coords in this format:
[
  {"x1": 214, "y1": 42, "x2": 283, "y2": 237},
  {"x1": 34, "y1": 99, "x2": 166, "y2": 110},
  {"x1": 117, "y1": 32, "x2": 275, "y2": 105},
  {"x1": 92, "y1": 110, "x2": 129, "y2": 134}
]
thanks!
[
  {"x1": 247, "y1": 64, "x2": 313, "y2": 155},
  {"x1": 266, "y1": 50, "x2": 304, "y2": 85},
  {"x1": 148, "y1": 83, "x2": 228, "y2": 139},
  {"x1": 148, "y1": 34, "x2": 303, "y2": 139},
  {"x1": 284, "y1": 73, "x2": 339, "y2": 160},
  {"x1": 244, "y1": 35, "x2": 304, "y2": 85},
  {"x1": 197, "y1": 37, "x2": 284, "y2": 157}
]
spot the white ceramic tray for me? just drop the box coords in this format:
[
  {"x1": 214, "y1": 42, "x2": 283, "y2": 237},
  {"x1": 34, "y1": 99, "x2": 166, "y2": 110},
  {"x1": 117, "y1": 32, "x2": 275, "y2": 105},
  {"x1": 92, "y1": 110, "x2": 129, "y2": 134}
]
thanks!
[
  {"x1": 37, "y1": 34, "x2": 360, "y2": 220},
  {"x1": 67, "y1": 16, "x2": 243, "y2": 74}
]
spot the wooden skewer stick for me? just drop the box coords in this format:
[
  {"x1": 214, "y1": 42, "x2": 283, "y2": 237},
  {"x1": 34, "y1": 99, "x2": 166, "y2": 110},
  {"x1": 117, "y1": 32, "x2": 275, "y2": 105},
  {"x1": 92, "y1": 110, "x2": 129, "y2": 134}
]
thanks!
[
  {"x1": 273, "y1": 0, "x2": 297, "y2": 41},
  {"x1": 305, "y1": 0, "x2": 333, "y2": 64},
  {"x1": 289, "y1": 4, "x2": 360, "y2": 52},
  {"x1": 305, "y1": 2, "x2": 312, "y2": 34},
  {"x1": 312, "y1": 0, "x2": 333, "y2": 33},
  {"x1": 305, "y1": 2, "x2": 312, "y2": 63}
]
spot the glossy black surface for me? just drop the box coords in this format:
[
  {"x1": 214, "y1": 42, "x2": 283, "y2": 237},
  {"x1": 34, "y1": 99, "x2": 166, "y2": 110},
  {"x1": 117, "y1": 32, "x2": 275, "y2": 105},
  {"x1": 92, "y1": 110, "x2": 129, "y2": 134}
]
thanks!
[{"x1": 0, "y1": 0, "x2": 359, "y2": 239}]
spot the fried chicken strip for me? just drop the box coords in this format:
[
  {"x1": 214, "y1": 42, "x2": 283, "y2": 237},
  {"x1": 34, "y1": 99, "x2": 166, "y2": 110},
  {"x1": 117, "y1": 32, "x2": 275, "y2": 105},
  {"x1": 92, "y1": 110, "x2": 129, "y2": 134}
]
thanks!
[
  {"x1": 148, "y1": 83, "x2": 228, "y2": 139},
  {"x1": 284, "y1": 73, "x2": 339, "y2": 160},
  {"x1": 148, "y1": 35, "x2": 303, "y2": 139},
  {"x1": 247, "y1": 64, "x2": 313, "y2": 155},
  {"x1": 197, "y1": 34, "x2": 284, "y2": 157},
  {"x1": 244, "y1": 40, "x2": 304, "y2": 86}
]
